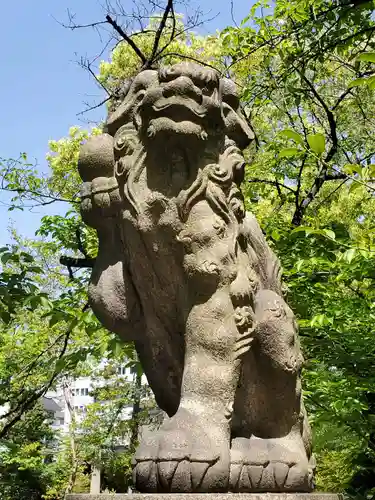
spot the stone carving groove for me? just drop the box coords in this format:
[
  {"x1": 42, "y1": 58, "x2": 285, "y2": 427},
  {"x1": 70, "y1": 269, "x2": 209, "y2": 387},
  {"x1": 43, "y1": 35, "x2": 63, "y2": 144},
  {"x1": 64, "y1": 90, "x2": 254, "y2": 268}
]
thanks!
[{"x1": 78, "y1": 62, "x2": 315, "y2": 493}]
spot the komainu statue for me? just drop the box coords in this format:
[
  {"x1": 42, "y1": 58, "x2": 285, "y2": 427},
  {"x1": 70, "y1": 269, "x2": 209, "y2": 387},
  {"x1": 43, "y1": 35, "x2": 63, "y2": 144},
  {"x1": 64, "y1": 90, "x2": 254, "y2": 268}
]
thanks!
[{"x1": 78, "y1": 62, "x2": 314, "y2": 493}]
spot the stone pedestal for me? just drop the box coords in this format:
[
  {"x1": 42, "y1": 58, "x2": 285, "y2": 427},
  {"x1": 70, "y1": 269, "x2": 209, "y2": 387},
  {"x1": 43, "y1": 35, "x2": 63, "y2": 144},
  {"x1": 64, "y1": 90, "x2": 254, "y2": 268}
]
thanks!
[{"x1": 67, "y1": 493, "x2": 342, "y2": 500}]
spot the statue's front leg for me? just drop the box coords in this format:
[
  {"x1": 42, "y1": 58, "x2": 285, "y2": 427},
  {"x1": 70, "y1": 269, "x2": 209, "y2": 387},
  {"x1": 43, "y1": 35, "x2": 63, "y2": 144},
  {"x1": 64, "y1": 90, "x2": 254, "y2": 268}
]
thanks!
[
  {"x1": 230, "y1": 289, "x2": 313, "y2": 492},
  {"x1": 78, "y1": 133, "x2": 146, "y2": 342},
  {"x1": 134, "y1": 286, "x2": 240, "y2": 492}
]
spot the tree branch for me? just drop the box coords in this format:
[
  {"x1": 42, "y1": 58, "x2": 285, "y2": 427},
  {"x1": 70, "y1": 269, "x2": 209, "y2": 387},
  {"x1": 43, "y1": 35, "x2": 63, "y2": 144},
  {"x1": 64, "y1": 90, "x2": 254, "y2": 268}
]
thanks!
[
  {"x1": 0, "y1": 187, "x2": 79, "y2": 206},
  {"x1": 248, "y1": 178, "x2": 296, "y2": 194},
  {"x1": 75, "y1": 227, "x2": 90, "y2": 258},
  {"x1": 0, "y1": 329, "x2": 71, "y2": 439},
  {"x1": 241, "y1": 106, "x2": 260, "y2": 149},
  {"x1": 155, "y1": 52, "x2": 221, "y2": 73},
  {"x1": 332, "y1": 87, "x2": 354, "y2": 111},
  {"x1": 59, "y1": 256, "x2": 96, "y2": 269},
  {"x1": 313, "y1": 178, "x2": 348, "y2": 211},
  {"x1": 298, "y1": 69, "x2": 338, "y2": 163},
  {"x1": 324, "y1": 173, "x2": 347, "y2": 181},
  {"x1": 290, "y1": 70, "x2": 340, "y2": 225},
  {"x1": 148, "y1": 0, "x2": 174, "y2": 67},
  {"x1": 78, "y1": 56, "x2": 112, "y2": 96},
  {"x1": 105, "y1": 14, "x2": 147, "y2": 64}
]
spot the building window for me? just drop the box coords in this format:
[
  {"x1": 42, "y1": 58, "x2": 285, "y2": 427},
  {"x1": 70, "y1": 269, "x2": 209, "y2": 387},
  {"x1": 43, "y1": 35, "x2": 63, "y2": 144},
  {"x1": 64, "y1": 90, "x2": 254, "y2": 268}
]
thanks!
[{"x1": 73, "y1": 405, "x2": 86, "y2": 414}]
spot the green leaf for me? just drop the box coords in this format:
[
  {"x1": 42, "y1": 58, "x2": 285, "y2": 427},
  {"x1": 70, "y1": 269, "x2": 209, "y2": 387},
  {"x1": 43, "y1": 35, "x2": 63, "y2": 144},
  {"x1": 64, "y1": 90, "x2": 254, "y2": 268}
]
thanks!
[
  {"x1": 311, "y1": 314, "x2": 325, "y2": 327},
  {"x1": 343, "y1": 248, "x2": 356, "y2": 263},
  {"x1": 27, "y1": 266, "x2": 44, "y2": 274},
  {"x1": 323, "y1": 229, "x2": 335, "y2": 240},
  {"x1": 49, "y1": 313, "x2": 64, "y2": 327},
  {"x1": 349, "y1": 181, "x2": 361, "y2": 193},
  {"x1": 271, "y1": 229, "x2": 280, "y2": 241},
  {"x1": 1, "y1": 252, "x2": 12, "y2": 265},
  {"x1": 343, "y1": 164, "x2": 362, "y2": 175},
  {"x1": 240, "y1": 14, "x2": 252, "y2": 26},
  {"x1": 368, "y1": 76, "x2": 375, "y2": 90},
  {"x1": 348, "y1": 77, "x2": 369, "y2": 88},
  {"x1": 279, "y1": 129, "x2": 304, "y2": 145},
  {"x1": 295, "y1": 259, "x2": 305, "y2": 271},
  {"x1": 307, "y1": 133, "x2": 326, "y2": 155},
  {"x1": 40, "y1": 296, "x2": 52, "y2": 309},
  {"x1": 0, "y1": 310, "x2": 11, "y2": 324},
  {"x1": 292, "y1": 226, "x2": 313, "y2": 235},
  {"x1": 279, "y1": 147, "x2": 300, "y2": 157},
  {"x1": 358, "y1": 52, "x2": 375, "y2": 63},
  {"x1": 20, "y1": 252, "x2": 34, "y2": 263}
]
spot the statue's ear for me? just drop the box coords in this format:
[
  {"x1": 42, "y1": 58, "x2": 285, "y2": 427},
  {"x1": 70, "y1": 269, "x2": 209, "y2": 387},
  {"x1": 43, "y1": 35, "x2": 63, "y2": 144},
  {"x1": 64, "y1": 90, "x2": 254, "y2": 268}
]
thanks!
[
  {"x1": 220, "y1": 77, "x2": 254, "y2": 150},
  {"x1": 222, "y1": 103, "x2": 254, "y2": 150},
  {"x1": 106, "y1": 70, "x2": 158, "y2": 136}
]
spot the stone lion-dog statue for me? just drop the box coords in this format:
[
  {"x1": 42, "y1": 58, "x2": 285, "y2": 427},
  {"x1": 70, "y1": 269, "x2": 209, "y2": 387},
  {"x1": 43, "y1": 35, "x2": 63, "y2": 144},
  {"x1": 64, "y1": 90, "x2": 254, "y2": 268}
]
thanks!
[{"x1": 78, "y1": 62, "x2": 314, "y2": 493}]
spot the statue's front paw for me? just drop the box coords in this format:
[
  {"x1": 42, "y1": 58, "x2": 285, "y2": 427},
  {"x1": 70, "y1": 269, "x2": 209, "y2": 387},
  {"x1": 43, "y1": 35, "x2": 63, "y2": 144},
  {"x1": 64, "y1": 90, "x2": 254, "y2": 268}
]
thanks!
[
  {"x1": 230, "y1": 436, "x2": 313, "y2": 492},
  {"x1": 134, "y1": 408, "x2": 230, "y2": 492}
]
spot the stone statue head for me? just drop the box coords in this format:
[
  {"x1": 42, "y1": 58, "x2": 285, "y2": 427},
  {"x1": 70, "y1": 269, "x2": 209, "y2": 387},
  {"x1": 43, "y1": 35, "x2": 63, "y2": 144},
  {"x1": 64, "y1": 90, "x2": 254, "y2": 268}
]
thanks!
[
  {"x1": 78, "y1": 63, "x2": 255, "y2": 228},
  {"x1": 104, "y1": 62, "x2": 253, "y2": 156}
]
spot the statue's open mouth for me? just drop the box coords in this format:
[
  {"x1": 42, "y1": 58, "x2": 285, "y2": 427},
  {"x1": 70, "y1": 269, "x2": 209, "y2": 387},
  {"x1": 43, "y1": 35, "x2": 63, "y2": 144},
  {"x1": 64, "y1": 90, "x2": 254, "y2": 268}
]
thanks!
[{"x1": 152, "y1": 98, "x2": 206, "y2": 119}]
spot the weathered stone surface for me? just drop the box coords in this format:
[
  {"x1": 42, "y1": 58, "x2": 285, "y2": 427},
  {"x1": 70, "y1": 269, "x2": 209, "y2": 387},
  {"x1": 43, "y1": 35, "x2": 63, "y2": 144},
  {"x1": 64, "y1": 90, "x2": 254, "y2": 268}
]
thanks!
[
  {"x1": 67, "y1": 495, "x2": 341, "y2": 500},
  {"x1": 78, "y1": 62, "x2": 314, "y2": 493}
]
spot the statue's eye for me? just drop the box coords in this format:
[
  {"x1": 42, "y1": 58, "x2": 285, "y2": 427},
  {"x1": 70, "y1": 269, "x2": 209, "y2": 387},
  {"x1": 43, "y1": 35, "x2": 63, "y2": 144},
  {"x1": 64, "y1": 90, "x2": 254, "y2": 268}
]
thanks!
[
  {"x1": 159, "y1": 66, "x2": 179, "y2": 82},
  {"x1": 201, "y1": 80, "x2": 217, "y2": 96}
]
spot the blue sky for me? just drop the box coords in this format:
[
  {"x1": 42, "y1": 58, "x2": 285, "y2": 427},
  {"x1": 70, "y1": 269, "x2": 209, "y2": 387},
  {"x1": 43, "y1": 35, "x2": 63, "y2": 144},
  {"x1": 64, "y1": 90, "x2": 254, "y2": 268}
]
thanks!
[{"x1": 1, "y1": 0, "x2": 252, "y2": 246}]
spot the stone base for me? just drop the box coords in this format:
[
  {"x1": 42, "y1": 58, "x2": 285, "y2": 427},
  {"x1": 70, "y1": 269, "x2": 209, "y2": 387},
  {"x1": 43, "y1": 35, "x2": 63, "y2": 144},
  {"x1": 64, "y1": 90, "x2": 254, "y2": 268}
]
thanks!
[{"x1": 66, "y1": 494, "x2": 342, "y2": 500}]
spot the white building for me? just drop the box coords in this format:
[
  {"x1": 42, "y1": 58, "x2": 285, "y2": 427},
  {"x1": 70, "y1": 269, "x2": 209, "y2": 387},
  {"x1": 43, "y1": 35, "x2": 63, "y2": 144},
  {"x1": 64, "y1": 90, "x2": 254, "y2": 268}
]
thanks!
[{"x1": 45, "y1": 364, "x2": 136, "y2": 434}]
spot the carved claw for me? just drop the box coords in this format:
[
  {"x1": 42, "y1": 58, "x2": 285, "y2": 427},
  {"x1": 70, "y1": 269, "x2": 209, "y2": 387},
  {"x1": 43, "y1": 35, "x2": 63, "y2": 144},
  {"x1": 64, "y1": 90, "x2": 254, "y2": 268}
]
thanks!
[
  {"x1": 233, "y1": 328, "x2": 255, "y2": 360},
  {"x1": 170, "y1": 460, "x2": 192, "y2": 492},
  {"x1": 134, "y1": 457, "x2": 221, "y2": 493},
  {"x1": 158, "y1": 461, "x2": 179, "y2": 491},
  {"x1": 284, "y1": 464, "x2": 310, "y2": 491},
  {"x1": 191, "y1": 461, "x2": 211, "y2": 490},
  {"x1": 247, "y1": 464, "x2": 263, "y2": 489},
  {"x1": 134, "y1": 461, "x2": 158, "y2": 492},
  {"x1": 134, "y1": 408, "x2": 228, "y2": 493},
  {"x1": 273, "y1": 462, "x2": 289, "y2": 488},
  {"x1": 230, "y1": 461, "x2": 311, "y2": 492},
  {"x1": 229, "y1": 436, "x2": 313, "y2": 492},
  {"x1": 234, "y1": 305, "x2": 254, "y2": 331}
]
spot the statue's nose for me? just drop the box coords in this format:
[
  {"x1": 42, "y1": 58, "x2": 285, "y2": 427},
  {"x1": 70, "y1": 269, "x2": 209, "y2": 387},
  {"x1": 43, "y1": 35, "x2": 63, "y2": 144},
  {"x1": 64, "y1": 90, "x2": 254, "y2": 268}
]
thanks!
[{"x1": 162, "y1": 76, "x2": 202, "y2": 103}]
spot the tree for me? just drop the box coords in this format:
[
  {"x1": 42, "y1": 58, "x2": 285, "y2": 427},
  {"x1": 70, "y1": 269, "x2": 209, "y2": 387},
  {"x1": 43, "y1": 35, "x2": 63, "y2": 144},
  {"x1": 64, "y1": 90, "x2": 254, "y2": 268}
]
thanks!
[
  {"x1": 0, "y1": 402, "x2": 58, "y2": 500},
  {"x1": 69, "y1": 361, "x2": 154, "y2": 493}
]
